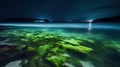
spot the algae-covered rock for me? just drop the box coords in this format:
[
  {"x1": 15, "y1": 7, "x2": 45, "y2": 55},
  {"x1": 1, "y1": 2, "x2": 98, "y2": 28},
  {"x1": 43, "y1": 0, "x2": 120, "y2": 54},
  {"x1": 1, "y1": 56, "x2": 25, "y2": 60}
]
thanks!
[
  {"x1": 37, "y1": 45, "x2": 52, "y2": 57},
  {"x1": 62, "y1": 44, "x2": 93, "y2": 54},
  {"x1": 1, "y1": 28, "x2": 120, "y2": 67},
  {"x1": 46, "y1": 54, "x2": 67, "y2": 67},
  {"x1": 63, "y1": 39, "x2": 80, "y2": 45}
]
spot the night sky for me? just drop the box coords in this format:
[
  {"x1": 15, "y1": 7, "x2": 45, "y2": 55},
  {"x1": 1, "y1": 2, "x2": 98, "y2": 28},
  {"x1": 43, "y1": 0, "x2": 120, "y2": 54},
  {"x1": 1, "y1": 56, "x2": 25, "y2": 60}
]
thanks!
[{"x1": 0, "y1": 0, "x2": 120, "y2": 21}]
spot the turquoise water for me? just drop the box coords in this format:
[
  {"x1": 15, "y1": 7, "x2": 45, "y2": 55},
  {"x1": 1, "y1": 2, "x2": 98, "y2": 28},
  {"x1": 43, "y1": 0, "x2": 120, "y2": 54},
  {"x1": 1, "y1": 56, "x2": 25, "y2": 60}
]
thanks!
[{"x1": 0, "y1": 23, "x2": 120, "y2": 67}]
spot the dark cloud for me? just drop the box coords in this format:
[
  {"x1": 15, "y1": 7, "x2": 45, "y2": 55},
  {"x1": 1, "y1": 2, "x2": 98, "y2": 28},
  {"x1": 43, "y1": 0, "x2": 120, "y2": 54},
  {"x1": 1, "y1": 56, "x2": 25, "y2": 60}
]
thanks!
[
  {"x1": 0, "y1": 0, "x2": 120, "y2": 20},
  {"x1": 88, "y1": 3, "x2": 120, "y2": 11}
]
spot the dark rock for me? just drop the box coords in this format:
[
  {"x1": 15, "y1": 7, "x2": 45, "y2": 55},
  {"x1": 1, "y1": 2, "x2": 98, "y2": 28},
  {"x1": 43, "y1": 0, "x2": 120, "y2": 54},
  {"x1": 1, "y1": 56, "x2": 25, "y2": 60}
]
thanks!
[
  {"x1": 0, "y1": 45, "x2": 36, "y2": 67},
  {"x1": 0, "y1": 45, "x2": 16, "y2": 53}
]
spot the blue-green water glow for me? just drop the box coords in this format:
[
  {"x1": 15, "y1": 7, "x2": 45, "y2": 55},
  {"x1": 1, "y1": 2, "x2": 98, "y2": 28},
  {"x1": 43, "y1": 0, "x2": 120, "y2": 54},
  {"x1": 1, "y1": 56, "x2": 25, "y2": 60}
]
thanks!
[{"x1": 0, "y1": 23, "x2": 120, "y2": 67}]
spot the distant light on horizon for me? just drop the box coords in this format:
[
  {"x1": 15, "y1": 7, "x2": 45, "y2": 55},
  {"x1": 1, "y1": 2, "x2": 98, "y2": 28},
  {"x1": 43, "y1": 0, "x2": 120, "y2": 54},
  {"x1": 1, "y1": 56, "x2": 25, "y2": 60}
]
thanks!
[
  {"x1": 87, "y1": 19, "x2": 94, "y2": 23},
  {"x1": 34, "y1": 20, "x2": 45, "y2": 23}
]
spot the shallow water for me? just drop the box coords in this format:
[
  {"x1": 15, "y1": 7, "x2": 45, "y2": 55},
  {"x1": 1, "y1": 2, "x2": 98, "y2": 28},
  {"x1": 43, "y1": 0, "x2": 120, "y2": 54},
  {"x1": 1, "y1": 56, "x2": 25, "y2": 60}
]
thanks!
[{"x1": 0, "y1": 23, "x2": 120, "y2": 67}]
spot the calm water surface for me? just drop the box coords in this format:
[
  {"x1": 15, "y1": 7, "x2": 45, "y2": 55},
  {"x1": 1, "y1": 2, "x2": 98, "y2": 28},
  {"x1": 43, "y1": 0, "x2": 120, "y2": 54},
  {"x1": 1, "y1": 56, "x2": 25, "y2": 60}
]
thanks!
[{"x1": 0, "y1": 23, "x2": 120, "y2": 67}]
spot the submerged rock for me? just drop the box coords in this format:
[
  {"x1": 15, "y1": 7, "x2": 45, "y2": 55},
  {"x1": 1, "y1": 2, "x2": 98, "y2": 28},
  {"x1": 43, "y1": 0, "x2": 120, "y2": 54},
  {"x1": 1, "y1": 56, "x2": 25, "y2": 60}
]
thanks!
[
  {"x1": 80, "y1": 60, "x2": 95, "y2": 67},
  {"x1": 0, "y1": 45, "x2": 18, "y2": 66},
  {"x1": 0, "y1": 29, "x2": 120, "y2": 67},
  {"x1": 0, "y1": 45, "x2": 16, "y2": 53},
  {"x1": 5, "y1": 60, "x2": 22, "y2": 67},
  {"x1": 0, "y1": 45, "x2": 35, "y2": 67}
]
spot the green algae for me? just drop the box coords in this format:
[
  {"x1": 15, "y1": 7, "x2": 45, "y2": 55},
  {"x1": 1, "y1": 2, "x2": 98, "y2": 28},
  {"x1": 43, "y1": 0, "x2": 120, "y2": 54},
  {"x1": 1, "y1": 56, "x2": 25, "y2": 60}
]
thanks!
[
  {"x1": 46, "y1": 54, "x2": 67, "y2": 67},
  {"x1": 1, "y1": 28, "x2": 120, "y2": 67},
  {"x1": 62, "y1": 44, "x2": 93, "y2": 54}
]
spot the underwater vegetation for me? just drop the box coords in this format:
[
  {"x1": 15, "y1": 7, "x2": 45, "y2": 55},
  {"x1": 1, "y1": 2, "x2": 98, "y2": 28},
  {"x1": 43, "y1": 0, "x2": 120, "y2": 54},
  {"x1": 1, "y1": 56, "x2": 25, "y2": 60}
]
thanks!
[{"x1": 0, "y1": 28, "x2": 120, "y2": 67}]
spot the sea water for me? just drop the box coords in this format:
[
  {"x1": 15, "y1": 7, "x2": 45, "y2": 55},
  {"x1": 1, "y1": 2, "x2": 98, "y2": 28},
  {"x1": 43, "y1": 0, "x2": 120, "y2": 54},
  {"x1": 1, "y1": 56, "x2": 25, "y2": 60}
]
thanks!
[{"x1": 0, "y1": 23, "x2": 120, "y2": 67}]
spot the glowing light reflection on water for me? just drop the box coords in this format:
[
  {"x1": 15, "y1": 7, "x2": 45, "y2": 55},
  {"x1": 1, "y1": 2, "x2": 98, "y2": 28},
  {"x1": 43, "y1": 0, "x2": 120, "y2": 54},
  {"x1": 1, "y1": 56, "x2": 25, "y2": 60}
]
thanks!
[{"x1": 0, "y1": 23, "x2": 120, "y2": 30}]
